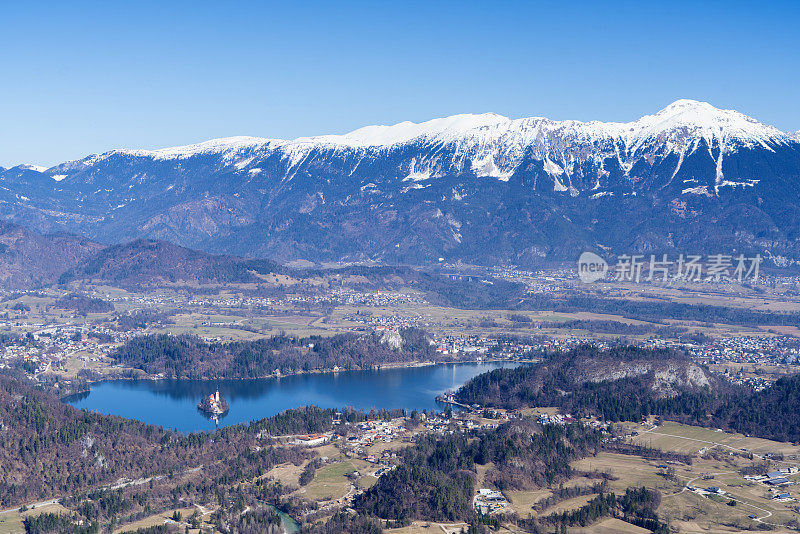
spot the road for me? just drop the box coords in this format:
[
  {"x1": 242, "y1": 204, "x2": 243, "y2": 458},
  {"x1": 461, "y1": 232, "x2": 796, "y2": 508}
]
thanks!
[
  {"x1": 642, "y1": 425, "x2": 800, "y2": 468},
  {"x1": 0, "y1": 465, "x2": 207, "y2": 517},
  {"x1": 643, "y1": 425, "x2": 787, "y2": 524},
  {"x1": 0, "y1": 499, "x2": 60, "y2": 516}
]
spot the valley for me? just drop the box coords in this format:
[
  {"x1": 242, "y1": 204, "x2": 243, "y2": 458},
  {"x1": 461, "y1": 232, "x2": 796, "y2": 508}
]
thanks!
[
  {"x1": 0, "y1": 221, "x2": 799, "y2": 534},
  {"x1": 2, "y1": 258, "x2": 800, "y2": 534}
]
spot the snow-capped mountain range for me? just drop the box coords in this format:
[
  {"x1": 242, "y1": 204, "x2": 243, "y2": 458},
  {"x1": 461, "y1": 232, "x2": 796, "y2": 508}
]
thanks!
[
  {"x1": 48, "y1": 99, "x2": 794, "y2": 189},
  {"x1": 1, "y1": 99, "x2": 800, "y2": 266}
]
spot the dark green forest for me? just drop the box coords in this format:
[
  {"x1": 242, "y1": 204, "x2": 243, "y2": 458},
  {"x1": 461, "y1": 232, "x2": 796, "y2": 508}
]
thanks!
[
  {"x1": 457, "y1": 345, "x2": 800, "y2": 442},
  {"x1": 111, "y1": 328, "x2": 437, "y2": 379},
  {"x1": 517, "y1": 293, "x2": 800, "y2": 326},
  {"x1": 0, "y1": 374, "x2": 345, "y2": 509},
  {"x1": 355, "y1": 421, "x2": 603, "y2": 523}
]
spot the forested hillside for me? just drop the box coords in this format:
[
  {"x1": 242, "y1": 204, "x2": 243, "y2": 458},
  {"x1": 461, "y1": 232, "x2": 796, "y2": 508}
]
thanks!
[
  {"x1": 457, "y1": 345, "x2": 800, "y2": 442},
  {"x1": 0, "y1": 221, "x2": 102, "y2": 289},
  {"x1": 0, "y1": 374, "x2": 337, "y2": 508},
  {"x1": 57, "y1": 239, "x2": 287, "y2": 288},
  {"x1": 354, "y1": 419, "x2": 667, "y2": 533},
  {"x1": 111, "y1": 329, "x2": 437, "y2": 378},
  {"x1": 355, "y1": 420, "x2": 602, "y2": 523}
]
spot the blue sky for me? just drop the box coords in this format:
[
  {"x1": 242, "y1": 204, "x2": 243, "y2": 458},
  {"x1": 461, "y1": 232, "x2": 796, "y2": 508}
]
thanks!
[{"x1": 1, "y1": 0, "x2": 798, "y2": 167}]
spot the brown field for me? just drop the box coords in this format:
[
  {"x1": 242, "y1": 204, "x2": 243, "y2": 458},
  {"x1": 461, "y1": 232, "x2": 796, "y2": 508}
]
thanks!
[
  {"x1": 632, "y1": 421, "x2": 800, "y2": 457},
  {"x1": 0, "y1": 513, "x2": 22, "y2": 534},
  {"x1": 296, "y1": 461, "x2": 358, "y2": 502},
  {"x1": 575, "y1": 422, "x2": 800, "y2": 532},
  {"x1": 506, "y1": 488, "x2": 553, "y2": 514},
  {"x1": 537, "y1": 494, "x2": 597, "y2": 515},
  {"x1": 572, "y1": 453, "x2": 676, "y2": 493},
  {"x1": 386, "y1": 521, "x2": 470, "y2": 534},
  {"x1": 659, "y1": 490, "x2": 792, "y2": 534},
  {"x1": 266, "y1": 461, "x2": 305, "y2": 487},
  {"x1": 475, "y1": 462, "x2": 495, "y2": 487},
  {"x1": 506, "y1": 474, "x2": 604, "y2": 516},
  {"x1": 568, "y1": 517, "x2": 651, "y2": 534},
  {"x1": 112, "y1": 506, "x2": 197, "y2": 534}
]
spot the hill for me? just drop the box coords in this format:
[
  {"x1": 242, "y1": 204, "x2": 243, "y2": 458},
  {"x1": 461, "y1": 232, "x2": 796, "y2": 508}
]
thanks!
[
  {"x1": 457, "y1": 346, "x2": 720, "y2": 415},
  {"x1": 0, "y1": 219, "x2": 524, "y2": 305},
  {"x1": 0, "y1": 372, "x2": 368, "y2": 534},
  {"x1": 108, "y1": 329, "x2": 437, "y2": 379},
  {"x1": 57, "y1": 238, "x2": 284, "y2": 287},
  {"x1": 0, "y1": 221, "x2": 287, "y2": 290},
  {"x1": 456, "y1": 345, "x2": 800, "y2": 442},
  {"x1": 0, "y1": 221, "x2": 102, "y2": 289}
]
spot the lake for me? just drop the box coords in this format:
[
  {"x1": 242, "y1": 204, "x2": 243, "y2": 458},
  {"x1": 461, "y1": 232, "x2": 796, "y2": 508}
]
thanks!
[{"x1": 65, "y1": 361, "x2": 520, "y2": 433}]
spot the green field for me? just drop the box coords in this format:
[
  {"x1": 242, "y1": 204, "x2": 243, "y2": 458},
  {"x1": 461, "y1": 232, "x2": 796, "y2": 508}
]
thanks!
[{"x1": 300, "y1": 461, "x2": 358, "y2": 501}]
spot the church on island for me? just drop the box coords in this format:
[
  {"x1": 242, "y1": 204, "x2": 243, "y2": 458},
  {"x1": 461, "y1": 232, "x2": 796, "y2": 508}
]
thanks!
[{"x1": 197, "y1": 388, "x2": 229, "y2": 416}]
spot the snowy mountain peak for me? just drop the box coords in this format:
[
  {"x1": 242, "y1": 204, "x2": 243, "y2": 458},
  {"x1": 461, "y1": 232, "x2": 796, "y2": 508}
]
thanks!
[
  {"x1": 630, "y1": 100, "x2": 784, "y2": 140},
  {"x1": 628, "y1": 100, "x2": 792, "y2": 157},
  {"x1": 655, "y1": 98, "x2": 719, "y2": 114},
  {"x1": 112, "y1": 136, "x2": 273, "y2": 161},
  {"x1": 54, "y1": 100, "x2": 793, "y2": 175},
  {"x1": 312, "y1": 100, "x2": 786, "y2": 151},
  {"x1": 303, "y1": 112, "x2": 511, "y2": 147},
  {"x1": 15, "y1": 164, "x2": 50, "y2": 173}
]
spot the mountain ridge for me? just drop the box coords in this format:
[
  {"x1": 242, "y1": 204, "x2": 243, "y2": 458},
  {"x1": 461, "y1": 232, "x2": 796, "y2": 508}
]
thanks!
[
  {"x1": 14, "y1": 100, "x2": 794, "y2": 175},
  {"x1": 0, "y1": 221, "x2": 103, "y2": 288},
  {"x1": 2, "y1": 99, "x2": 800, "y2": 266},
  {"x1": 0, "y1": 222, "x2": 287, "y2": 289},
  {"x1": 44, "y1": 99, "x2": 797, "y2": 163}
]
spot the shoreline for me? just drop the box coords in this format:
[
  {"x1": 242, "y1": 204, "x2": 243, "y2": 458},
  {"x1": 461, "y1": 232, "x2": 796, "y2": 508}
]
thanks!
[{"x1": 61, "y1": 357, "x2": 537, "y2": 400}]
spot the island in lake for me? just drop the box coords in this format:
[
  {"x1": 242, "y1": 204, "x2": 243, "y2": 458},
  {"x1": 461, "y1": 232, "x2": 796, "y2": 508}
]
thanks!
[{"x1": 197, "y1": 388, "x2": 229, "y2": 416}]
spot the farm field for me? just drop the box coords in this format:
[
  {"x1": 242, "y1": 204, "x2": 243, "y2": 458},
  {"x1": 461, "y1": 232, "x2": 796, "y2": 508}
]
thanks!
[
  {"x1": 110, "y1": 507, "x2": 199, "y2": 534},
  {"x1": 572, "y1": 422, "x2": 800, "y2": 532},
  {"x1": 569, "y1": 517, "x2": 652, "y2": 534},
  {"x1": 296, "y1": 460, "x2": 361, "y2": 502},
  {"x1": 631, "y1": 421, "x2": 800, "y2": 458},
  {"x1": 572, "y1": 453, "x2": 676, "y2": 493}
]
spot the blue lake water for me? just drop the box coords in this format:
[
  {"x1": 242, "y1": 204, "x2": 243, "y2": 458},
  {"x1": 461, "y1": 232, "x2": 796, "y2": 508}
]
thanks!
[{"x1": 65, "y1": 362, "x2": 520, "y2": 433}]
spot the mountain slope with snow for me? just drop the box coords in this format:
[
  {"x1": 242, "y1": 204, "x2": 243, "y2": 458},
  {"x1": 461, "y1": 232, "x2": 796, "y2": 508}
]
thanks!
[
  {"x1": 54, "y1": 99, "x2": 793, "y2": 195},
  {"x1": 1, "y1": 99, "x2": 799, "y2": 266},
  {"x1": 74, "y1": 99, "x2": 790, "y2": 158}
]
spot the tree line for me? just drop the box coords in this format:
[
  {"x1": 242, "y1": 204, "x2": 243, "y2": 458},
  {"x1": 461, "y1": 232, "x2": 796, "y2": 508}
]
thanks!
[{"x1": 111, "y1": 329, "x2": 439, "y2": 379}]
